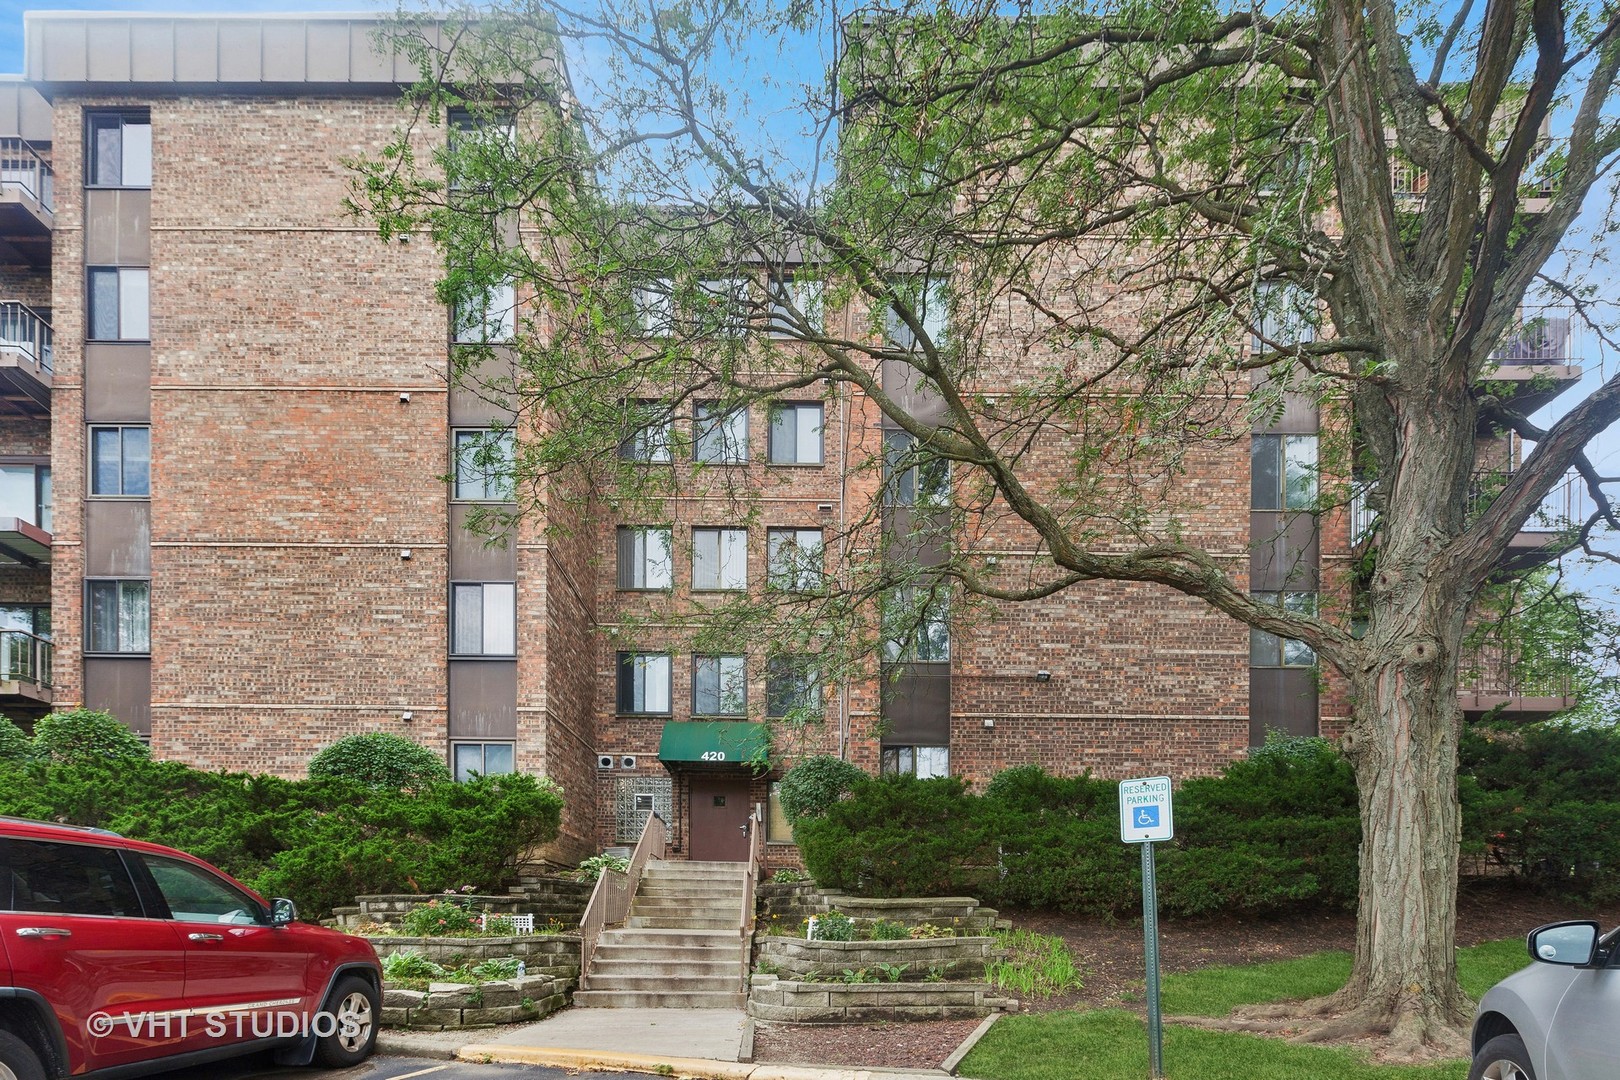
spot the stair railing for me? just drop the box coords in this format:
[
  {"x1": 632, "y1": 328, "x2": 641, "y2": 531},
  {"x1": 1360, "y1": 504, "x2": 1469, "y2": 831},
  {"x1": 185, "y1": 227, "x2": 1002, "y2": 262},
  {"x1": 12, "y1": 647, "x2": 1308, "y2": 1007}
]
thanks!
[
  {"x1": 738, "y1": 803, "x2": 765, "y2": 992},
  {"x1": 578, "y1": 812, "x2": 666, "y2": 984}
]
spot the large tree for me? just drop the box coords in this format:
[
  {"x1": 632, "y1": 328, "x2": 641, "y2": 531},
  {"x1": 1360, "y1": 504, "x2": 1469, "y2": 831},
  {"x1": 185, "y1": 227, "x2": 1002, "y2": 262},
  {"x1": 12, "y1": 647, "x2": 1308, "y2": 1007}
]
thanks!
[{"x1": 356, "y1": 0, "x2": 1620, "y2": 1055}]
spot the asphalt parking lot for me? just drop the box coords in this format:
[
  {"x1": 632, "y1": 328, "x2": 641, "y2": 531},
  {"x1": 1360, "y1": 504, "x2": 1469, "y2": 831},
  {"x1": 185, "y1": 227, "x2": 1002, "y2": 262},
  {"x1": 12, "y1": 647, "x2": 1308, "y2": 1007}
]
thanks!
[{"x1": 155, "y1": 1050, "x2": 636, "y2": 1080}]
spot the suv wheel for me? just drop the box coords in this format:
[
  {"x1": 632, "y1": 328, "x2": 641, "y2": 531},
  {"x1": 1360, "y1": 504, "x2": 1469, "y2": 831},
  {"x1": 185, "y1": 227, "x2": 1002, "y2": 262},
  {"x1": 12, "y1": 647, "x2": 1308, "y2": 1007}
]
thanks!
[
  {"x1": 0, "y1": 1030, "x2": 47, "y2": 1080},
  {"x1": 313, "y1": 975, "x2": 379, "y2": 1068},
  {"x1": 1469, "y1": 1033, "x2": 1536, "y2": 1080}
]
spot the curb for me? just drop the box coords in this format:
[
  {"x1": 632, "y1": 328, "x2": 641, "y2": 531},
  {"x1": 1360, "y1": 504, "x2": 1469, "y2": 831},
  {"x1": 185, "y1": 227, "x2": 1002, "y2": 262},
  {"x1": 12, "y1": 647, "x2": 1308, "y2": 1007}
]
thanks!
[
  {"x1": 939, "y1": 1013, "x2": 1001, "y2": 1075},
  {"x1": 456, "y1": 1044, "x2": 950, "y2": 1080}
]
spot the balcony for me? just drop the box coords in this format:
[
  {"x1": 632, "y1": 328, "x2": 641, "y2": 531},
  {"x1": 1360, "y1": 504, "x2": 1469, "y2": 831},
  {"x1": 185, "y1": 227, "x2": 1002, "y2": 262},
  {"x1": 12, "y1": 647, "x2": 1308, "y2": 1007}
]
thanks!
[
  {"x1": 1478, "y1": 314, "x2": 1581, "y2": 419},
  {"x1": 0, "y1": 301, "x2": 51, "y2": 416},
  {"x1": 0, "y1": 629, "x2": 51, "y2": 705},
  {"x1": 0, "y1": 138, "x2": 52, "y2": 267},
  {"x1": 1467, "y1": 468, "x2": 1585, "y2": 575},
  {"x1": 1457, "y1": 640, "x2": 1574, "y2": 720}
]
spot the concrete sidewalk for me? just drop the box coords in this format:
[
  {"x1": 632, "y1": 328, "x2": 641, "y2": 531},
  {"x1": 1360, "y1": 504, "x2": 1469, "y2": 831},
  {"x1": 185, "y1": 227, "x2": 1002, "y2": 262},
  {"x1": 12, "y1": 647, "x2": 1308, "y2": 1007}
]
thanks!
[{"x1": 488, "y1": 1006, "x2": 749, "y2": 1060}]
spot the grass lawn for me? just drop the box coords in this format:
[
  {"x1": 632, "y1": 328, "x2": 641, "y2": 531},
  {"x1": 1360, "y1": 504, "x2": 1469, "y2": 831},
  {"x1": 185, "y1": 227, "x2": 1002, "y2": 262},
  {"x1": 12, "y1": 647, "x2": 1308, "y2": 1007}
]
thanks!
[{"x1": 957, "y1": 937, "x2": 1532, "y2": 1080}]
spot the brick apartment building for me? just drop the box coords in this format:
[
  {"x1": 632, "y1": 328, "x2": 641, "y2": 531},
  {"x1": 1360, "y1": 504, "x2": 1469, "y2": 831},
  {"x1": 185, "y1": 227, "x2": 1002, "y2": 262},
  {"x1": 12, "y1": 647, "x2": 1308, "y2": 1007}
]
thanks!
[{"x1": 0, "y1": 12, "x2": 1582, "y2": 864}]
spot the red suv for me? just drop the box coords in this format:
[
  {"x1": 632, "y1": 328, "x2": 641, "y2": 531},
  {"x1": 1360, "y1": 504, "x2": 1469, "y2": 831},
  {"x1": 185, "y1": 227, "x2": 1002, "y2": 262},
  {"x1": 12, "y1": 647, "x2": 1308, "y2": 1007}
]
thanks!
[{"x1": 0, "y1": 816, "x2": 382, "y2": 1079}]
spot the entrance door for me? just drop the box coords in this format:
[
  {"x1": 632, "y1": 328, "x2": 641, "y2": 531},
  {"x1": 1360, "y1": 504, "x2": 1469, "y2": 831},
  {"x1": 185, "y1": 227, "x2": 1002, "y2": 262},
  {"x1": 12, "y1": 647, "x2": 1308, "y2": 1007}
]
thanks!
[{"x1": 688, "y1": 775, "x2": 752, "y2": 862}]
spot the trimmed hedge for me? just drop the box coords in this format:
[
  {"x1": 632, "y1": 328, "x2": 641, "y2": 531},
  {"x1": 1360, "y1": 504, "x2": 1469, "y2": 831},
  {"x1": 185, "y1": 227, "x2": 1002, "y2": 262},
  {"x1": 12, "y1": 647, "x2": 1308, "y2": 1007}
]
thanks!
[{"x1": 307, "y1": 731, "x2": 452, "y2": 790}]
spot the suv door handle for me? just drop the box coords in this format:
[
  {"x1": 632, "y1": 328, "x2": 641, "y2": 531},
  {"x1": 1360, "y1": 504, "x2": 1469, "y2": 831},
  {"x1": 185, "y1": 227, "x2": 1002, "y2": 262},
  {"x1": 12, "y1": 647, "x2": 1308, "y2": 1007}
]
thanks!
[
  {"x1": 16, "y1": 927, "x2": 71, "y2": 938},
  {"x1": 187, "y1": 933, "x2": 223, "y2": 942}
]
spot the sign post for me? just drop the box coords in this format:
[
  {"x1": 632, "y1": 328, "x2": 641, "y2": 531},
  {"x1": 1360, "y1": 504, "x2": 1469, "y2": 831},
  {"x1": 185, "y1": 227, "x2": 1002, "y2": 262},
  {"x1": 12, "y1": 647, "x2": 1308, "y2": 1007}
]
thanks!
[{"x1": 1120, "y1": 776, "x2": 1173, "y2": 1079}]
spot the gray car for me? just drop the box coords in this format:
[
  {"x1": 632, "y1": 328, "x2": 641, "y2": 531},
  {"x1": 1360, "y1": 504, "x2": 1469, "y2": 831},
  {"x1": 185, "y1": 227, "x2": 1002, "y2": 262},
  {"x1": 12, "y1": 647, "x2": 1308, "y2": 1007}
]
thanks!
[{"x1": 1471, "y1": 921, "x2": 1620, "y2": 1080}]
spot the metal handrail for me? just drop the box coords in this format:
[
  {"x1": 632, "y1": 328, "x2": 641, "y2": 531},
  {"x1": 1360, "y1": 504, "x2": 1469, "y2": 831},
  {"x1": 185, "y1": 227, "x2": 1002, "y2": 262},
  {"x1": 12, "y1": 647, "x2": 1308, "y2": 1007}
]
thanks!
[
  {"x1": 1489, "y1": 314, "x2": 1572, "y2": 366},
  {"x1": 738, "y1": 804, "x2": 764, "y2": 992},
  {"x1": 1457, "y1": 639, "x2": 1574, "y2": 700},
  {"x1": 577, "y1": 811, "x2": 666, "y2": 987},
  {"x1": 0, "y1": 302, "x2": 52, "y2": 374},
  {"x1": 0, "y1": 139, "x2": 53, "y2": 211},
  {"x1": 1468, "y1": 468, "x2": 1585, "y2": 534},
  {"x1": 0, "y1": 630, "x2": 52, "y2": 687}
]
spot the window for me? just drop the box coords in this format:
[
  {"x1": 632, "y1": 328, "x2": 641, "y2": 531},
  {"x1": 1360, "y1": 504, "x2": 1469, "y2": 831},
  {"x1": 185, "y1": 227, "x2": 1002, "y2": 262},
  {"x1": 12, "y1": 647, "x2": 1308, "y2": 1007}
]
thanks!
[
  {"x1": 881, "y1": 745, "x2": 949, "y2": 779},
  {"x1": 1249, "y1": 591, "x2": 1318, "y2": 667},
  {"x1": 883, "y1": 430, "x2": 950, "y2": 506},
  {"x1": 693, "y1": 654, "x2": 747, "y2": 716},
  {"x1": 769, "y1": 403, "x2": 824, "y2": 465},
  {"x1": 883, "y1": 586, "x2": 950, "y2": 662},
  {"x1": 1251, "y1": 434, "x2": 1317, "y2": 511},
  {"x1": 1251, "y1": 283, "x2": 1317, "y2": 352},
  {"x1": 617, "y1": 526, "x2": 673, "y2": 590},
  {"x1": 767, "y1": 275, "x2": 824, "y2": 337},
  {"x1": 767, "y1": 528, "x2": 824, "y2": 592},
  {"x1": 695, "y1": 402, "x2": 748, "y2": 464},
  {"x1": 451, "y1": 582, "x2": 516, "y2": 656},
  {"x1": 453, "y1": 741, "x2": 516, "y2": 782},
  {"x1": 766, "y1": 655, "x2": 822, "y2": 719},
  {"x1": 452, "y1": 279, "x2": 516, "y2": 343},
  {"x1": 87, "y1": 267, "x2": 150, "y2": 341},
  {"x1": 0, "y1": 604, "x2": 50, "y2": 638},
  {"x1": 634, "y1": 279, "x2": 675, "y2": 337},
  {"x1": 0, "y1": 462, "x2": 51, "y2": 530},
  {"x1": 453, "y1": 429, "x2": 515, "y2": 501},
  {"x1": 141, "y1": 854, "x2": 262, "y2": 924},
  {"x1": 87, "y1": 113, "x2": 152, "y2": 188},
  {"x1": 6, "y1": 839, "x2": 141, "y2": 917},
  {"x1": 447, "y1": 109, "x2": 516, "y2": 191},
  {"x1": 885, "y1": 276, "x2": 949, "y2": 349},
  {"x1": 618, "y1": 400, "x2": 673, "y2": 463},
  {"x1": 693, "y1": 527, "x2": 747, "y2": 590},
  {"x1": 87, "y1": 579, "x2": 149, "y2": 654},
  {"x1": 90, "y1": 426, "x2": 150, "y2": 497},
  {"x1": 617, "y1": 652, "x2": 672, "y2": 714},
  {"x1": 695, "y1": 278, "x2": 748, "y2": 338}
]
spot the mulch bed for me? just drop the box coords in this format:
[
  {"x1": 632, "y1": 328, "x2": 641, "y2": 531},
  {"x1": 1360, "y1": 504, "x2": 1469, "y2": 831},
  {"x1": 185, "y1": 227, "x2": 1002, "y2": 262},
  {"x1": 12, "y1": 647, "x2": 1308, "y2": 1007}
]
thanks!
[{"x1": 749, "y1": 882, "x2": 1619, "y2": 1071}]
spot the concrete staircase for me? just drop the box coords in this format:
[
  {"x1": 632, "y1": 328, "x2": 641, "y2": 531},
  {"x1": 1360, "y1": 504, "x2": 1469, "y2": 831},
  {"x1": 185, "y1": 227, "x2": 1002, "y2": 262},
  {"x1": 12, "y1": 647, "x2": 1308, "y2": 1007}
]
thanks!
[{"x1": 574, "y1": 860, "x2": 750, "y2": 1008}]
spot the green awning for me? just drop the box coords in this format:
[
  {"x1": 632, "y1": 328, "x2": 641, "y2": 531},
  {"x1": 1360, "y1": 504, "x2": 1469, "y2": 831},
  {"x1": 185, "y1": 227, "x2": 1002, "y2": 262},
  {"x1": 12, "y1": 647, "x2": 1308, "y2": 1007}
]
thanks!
[{"x1": 657, "y1": 721, "x2": 770, "y2": 765}]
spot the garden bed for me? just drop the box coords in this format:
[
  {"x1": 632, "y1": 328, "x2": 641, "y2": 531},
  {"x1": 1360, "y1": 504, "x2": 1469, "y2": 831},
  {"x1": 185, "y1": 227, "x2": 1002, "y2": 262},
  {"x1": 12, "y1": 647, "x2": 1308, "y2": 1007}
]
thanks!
[
  {"x1": 755, "y1": 886, "x2": 1004, "y2": 934},
  {"x1": 747, "y1": 976, "x2": 1016, "y2": 1022},
  {"x1": 757, "y1": 935, "x2": 1002, "y2": 981},
  {"x1": 380, "y1": 973, "x2": 570, "y2": 1029},
  {"x1": 364, "y1": 933, "x2": 580, "y2": 980}
]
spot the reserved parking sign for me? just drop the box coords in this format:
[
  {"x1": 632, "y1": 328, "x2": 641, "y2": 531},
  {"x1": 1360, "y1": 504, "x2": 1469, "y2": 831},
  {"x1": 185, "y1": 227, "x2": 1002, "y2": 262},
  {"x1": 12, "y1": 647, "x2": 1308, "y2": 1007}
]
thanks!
[{"x1": 1119, "y1": 775, "x2": 1174, "y2": 843}]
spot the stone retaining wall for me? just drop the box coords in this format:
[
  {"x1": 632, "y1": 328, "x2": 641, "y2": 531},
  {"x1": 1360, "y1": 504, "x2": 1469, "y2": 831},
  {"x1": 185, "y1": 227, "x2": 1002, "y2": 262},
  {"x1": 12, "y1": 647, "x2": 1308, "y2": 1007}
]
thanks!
[
  {"x1": 757, "y1": 936, "x2": 1003, "y2": 980},
  {"x1": 755, "y1": 885, "x2": 1004, "y2": 934},
  {"x1": 746, "y1": 977, "x2": 1017, "y2": 1023},
  {"x1": 332, "y1": 877, "x2": 590, "y2": 930},
  {"x1": 365, "y1": 934, "x2": 581, "y2": 981},
  {"x1": 381, "y1": 974, "x2": 570, "y2": 1029}
]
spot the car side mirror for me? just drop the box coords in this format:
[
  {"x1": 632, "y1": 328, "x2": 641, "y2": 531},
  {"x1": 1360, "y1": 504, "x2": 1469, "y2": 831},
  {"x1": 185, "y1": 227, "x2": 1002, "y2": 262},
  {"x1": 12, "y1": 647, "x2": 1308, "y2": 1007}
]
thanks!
[
  {"x1": 1528, "y1": 920, "x2": 1600, "y2": 966},
  {"x1": 270, "y1": 898, "x2": 298, "y2": 926}
]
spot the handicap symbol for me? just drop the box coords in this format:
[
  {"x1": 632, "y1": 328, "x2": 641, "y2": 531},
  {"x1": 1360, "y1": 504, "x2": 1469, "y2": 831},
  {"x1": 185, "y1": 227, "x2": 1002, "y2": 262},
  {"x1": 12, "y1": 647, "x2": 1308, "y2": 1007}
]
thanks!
[{"x1": 1135, "y1": 806, "x2": 1160, "y2": 829}]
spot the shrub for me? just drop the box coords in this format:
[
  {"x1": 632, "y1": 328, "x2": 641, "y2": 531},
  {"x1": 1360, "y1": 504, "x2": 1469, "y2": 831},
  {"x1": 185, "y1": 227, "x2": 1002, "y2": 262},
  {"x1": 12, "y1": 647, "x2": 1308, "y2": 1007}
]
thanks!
[
  {"x1": 870, "y1": 919, "x2": 909, "y2": 940},
  {"x1": 471, "y1": 956, "x2": 522, "y2": 981},
  {"x1": 812, "y1": 910, "x2": 855, "y2": 941},
  {"x1": 31, "y1": 709, "x2": 149, "y2": 764},
  {"x1": 307, "y1": 732, "x2": 451, "y2": 791},
  {"x1": 910, "y1": 922, "x2": 954, "y2": 939},
  {"x1": 0, "y1": 716, "x2": 29, "y2": 760},
  {"x1": 575, "y1": 853, "x2": 629, "y2": 883},
  {"x1": 771, "y1": 867, "x2": 808, "y2": 884},
  {"x1": 481, "y1": 914, "x2": 517, "y2": 936},
  {"x1": 402, "y1": 900, "x2": 481, "y2": 937},
  {"x1": 777, "y1": 755, "x2": 867, "y2": 825},
  {"x1": 382, "y1": 950, "x2": 445, "y2": 981}
]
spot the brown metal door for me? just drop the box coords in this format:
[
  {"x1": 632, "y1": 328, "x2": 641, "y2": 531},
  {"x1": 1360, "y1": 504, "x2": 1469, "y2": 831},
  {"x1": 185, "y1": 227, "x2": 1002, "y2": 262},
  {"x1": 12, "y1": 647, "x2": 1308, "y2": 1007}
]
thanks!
[{"x1": 688, "y1": 775, "x2": 751, "y2": 862}]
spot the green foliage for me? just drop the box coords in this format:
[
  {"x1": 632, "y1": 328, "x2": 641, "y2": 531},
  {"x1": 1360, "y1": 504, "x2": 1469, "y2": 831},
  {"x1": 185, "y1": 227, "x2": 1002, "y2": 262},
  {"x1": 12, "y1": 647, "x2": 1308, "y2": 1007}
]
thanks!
[
  {"x1": 381, "y1": 950, "x2": 444, "y2": 982},
  {"x1": 869, "y1": 919, "x2": 909, "y2": 940},
  {"x1": 910, "y1": 923, "x2": 955, "y2": 939},
  {"x1": 482, "y1": 914, "x2": 517, "y2": 936},
  {"x1": 812, "y1": 910, "x2": 855, "y2": 941},
  {"x1": 770, "y1": 867, "x2": 809, "y2": 884},
  {"x1": 471, "y1": 956, "x2": 523, "y2": 981},
  {"x1": 874, "y1": 962, "x2": 907, "y2": 982},
  {"x1": 575, "y1": 853, "x2": 630, "y2": 882},
  {"x1": 985, "y1": 929, "x2": 1083, "y2": 999},
  {"x1": 31, "y1": 709, "x2": 149, "y2": 764},
  {"x1": 307, "y1": 732, "x2": 452, "y2": 791},
  {"x1": 777, "y1": 755, "x2": 867, "y2": 826},
  {"x1": 0, "y1": 716, "x2": 29, "y2": 760},
  {"x1": 402, "y1": 900, "x2": 481, "y2": 937}
]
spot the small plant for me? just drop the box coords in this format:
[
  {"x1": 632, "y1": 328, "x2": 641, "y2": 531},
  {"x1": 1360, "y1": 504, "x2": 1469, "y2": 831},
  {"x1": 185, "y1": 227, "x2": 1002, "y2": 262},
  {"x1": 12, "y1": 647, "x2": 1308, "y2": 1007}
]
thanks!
[
  {"x1": 481, "y1": 915, "x2": 517, "y2": 936},
  {"x1": 840, "y1": 967, "x2": 877, "y2": 984},
  {"x1": 812, "y1": 910, "x2": 855, "y2": 941},
  {"x1": 870, "y1": 919, "x2": 909, "y2": 940},
  {"x1": 471, "y1": 956, "x2": 522, "y2": 981},
  {"x1": 925, "y1": 964, "x2": 947, "y2": 982},
  {"x1": 575, "y1": 853, "x2": 630, "y2": 883},
  {"x1": 909, "y1": 922, "x2": 955, "y2": 939},
  {"x1": 756, "y1": 958, "x2": 780, "y2": 976},
  {"x1": 771, "y1": 867, "x2": 809, "y2": 884},
  {"x1": 381, "y1": 949, "x2": 444, "y2": 982},
  {"x1": 402, "y1": 899, "x2": 481, "y2": 937},
  {"x1": 875, "y1": 962, "x2": 907, "y2": 982},
  {"x1": 984, "y1": 929, "x2": 1084, "y2": 999}
]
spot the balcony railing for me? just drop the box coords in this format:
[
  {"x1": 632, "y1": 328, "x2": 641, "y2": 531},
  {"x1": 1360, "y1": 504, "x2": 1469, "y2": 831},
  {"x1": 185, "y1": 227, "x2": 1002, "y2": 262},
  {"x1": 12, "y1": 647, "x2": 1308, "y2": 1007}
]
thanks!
[
  {"x1": 0, "y1": 139, "x2": 53, "y2": 212},
  {"x1": 1489, "y1": 314, "x2": 1571, "y2": 366},
  {"x1": 1468, "y1": 468, "x2": 1587, "y2": 534},
  {"x1": 0, "y1": 302, "x2": 52, "y2": 374},
  {"x1": 0, "y1": 630, "x2": 52, "y2": 688},
  {"x1": 1457, "y1": 639, "x2": 1573, "y2": 701}
]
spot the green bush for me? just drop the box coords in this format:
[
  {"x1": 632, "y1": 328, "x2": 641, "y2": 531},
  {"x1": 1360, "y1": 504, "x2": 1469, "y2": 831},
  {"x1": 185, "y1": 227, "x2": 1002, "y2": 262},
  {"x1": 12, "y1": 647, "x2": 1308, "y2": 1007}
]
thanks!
[
  {"x1": 777, "y1": 755, "x2": 867, "y2": 825},
  {"x1": 31, "y1": 709, "x2": 149, "y2": 763},
  {"x1": 870, "y1": 919, "x2": 909, "y2": 940},
  {"x1": 813, "y1": 910, "x2": 855, "y2": 941},
  {"x1": 575, "y1": 853, "x2": 629, "y2": 883},
  {"x1": 382, "y1": 950, "x2": 444, "y2": 981},
  {"x1": 0, "y1": 716, "x2": 29, "y2": 760},
  {"x1": 307, "y1": 732, "x2": 451, "y2": 791},
  {"x1": 402, "y1": 899, "x2": 481, "y2": 937}
]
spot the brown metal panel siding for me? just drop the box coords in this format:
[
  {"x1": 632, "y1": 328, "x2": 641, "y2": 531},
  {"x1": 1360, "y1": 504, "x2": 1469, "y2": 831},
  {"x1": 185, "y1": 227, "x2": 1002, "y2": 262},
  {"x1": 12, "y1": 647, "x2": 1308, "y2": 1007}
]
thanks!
[
  {"x1": 879, "y1": 662, "x2": 951, "y2": 744},
  {"x1": 1249, "y1": 379, "x2": 1320, "y2": 436},
  {"x1": 85, "y1": 502, "x2": 152, "y2": 577},
  {"x1": 217, "y1": 22, "x2": 264, "y2": 83},
  {"x1": 1248, "y1": 667, "x2": 1318, "y2": 745},
  {"x1": 448, "y1": 659, "x2": 518, "y2": 738},
  {"x1": 449, "y1": 504, "x2": 517, "y2": 580},
  {"x1": 173, "y1": 23, "x2": 220, "y2": 83},
  {"x1": 880, "y1": 358, "x2": 947, "y2": 426},
  {"x1": 83, "y1": 656, "x2": 152, "y2": 734},
  {"x1": 261, "y1": 22, "x2": 308, "y2": 83},
  {"x1": 83, "y1": 190, "x2": 151, "y2": 267},
  {"x1": 129, "y1": 22, "x2": 176, "y2": 84},
  {"x1": 83, "y1": 344, "x2": 152, "y2": 422},
  {"x1": 883, "y1": 506, "x2": 949, "y2": 569},
  {"x1": 448, "y1": 349, "x2": 518, "y2": 426},
  {"x1": 85, "y1": 22, "x2": 132, "y2": 84},
  {"x1": 1249, "y1": 511, "x2": 1320, "y2": 592}
]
